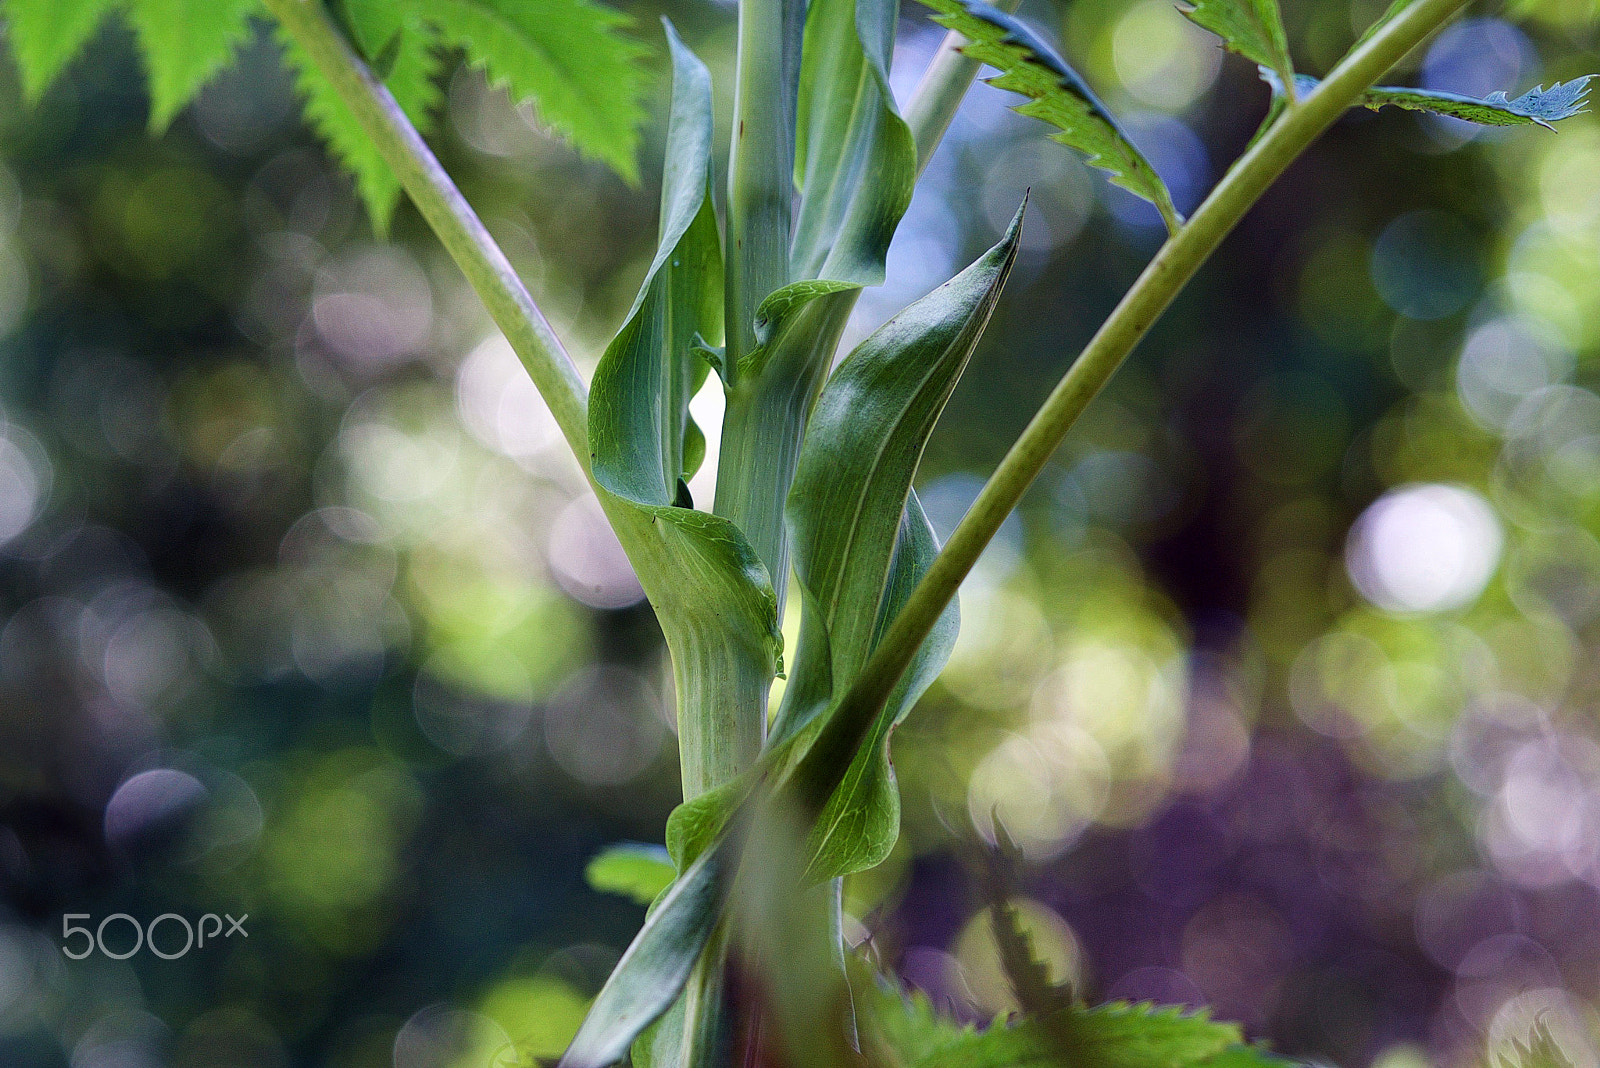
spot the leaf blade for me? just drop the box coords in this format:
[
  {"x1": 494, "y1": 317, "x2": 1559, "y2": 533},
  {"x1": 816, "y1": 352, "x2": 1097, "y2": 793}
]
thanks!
[
  {"x1": 1179, "y1": 0, "x2": 1293, "y2": 93},
  {"x1": 1261, "y1": 66, "x2": 1595, "y2": 130},
  {"x1": 124, "y1": 0, "x2": 261, "y2": 131},
  {"x1": 791, "y1": 0, "x2": 917, "y2": 285},
  {"x1": 590, "y1": 19, "x2": 719, "y2": 507},
  {"x1": 413, "y1": 0, "x2": 650, "y2": 182},
  {"x1": 803, "y1": 492, "x2": 958, "y2": 878},
  {"x1": 777, "y1": 206, "x2": 1023, "y2": 877},
  {"x1": 916, "y1": 0, "x2": 1179, "y2": 232},
  {"x1": 2, "y1": 0, "x2": 123, "y2": 102}
]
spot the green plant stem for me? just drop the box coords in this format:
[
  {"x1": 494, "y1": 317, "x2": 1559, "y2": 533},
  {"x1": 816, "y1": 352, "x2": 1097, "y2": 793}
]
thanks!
[
  {"x1": 903, "y1": 0, "x2": 1022, "y2": 177},
  {"x1": 261, "y1": 0, "x2": 589, "y2": 465},
  {"x1": 792, "y1": 0, "x2": 1473, "y2": 807},
  {"x1": 723, "y1": 0, "x2": 799, "y2": 377},
  {"x1": 715, "y1": 0, "x2": 804, "y2": 630}
]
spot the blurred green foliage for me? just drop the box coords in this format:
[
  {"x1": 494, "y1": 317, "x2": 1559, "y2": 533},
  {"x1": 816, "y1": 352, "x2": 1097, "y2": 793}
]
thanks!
[{"x1": 2, "y1": 0, "x2": 1600, "y2": 1065}]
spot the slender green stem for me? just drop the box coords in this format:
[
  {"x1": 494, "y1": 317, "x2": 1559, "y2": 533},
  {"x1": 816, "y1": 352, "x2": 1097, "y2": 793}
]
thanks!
[
  {"x1": 903, "y1": 0, "x2": 1022, "y2": 178},
  {"x1": 261, "y1": 0, "x2": 589, "y2": 465},
  {"x1": 792, "y1": 0, "x2": 1474, "y2": 807}
]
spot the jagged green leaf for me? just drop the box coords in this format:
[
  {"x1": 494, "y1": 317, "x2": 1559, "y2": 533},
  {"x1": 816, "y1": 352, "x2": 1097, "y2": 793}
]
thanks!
[
  {"x1": 277, "y1": 12, "x2": 442, "y2": 234},
  {"x1": 868, "y1": 988, "x2": 1294, "y2": 1068},
  {"x1": 917, "y1": 0, "x2": 1179, "y2": 232},
  {"x1": 123, "y1": 0, "x2": 260, "y2": 131},
  {"x1": 413, "y1": 0, "x2": 650, "y2": 183},
  {"x1": 791, "y1": 0, "x2": 916, "y2": 285},
  {"x1": 1179, "y1": 0, "x2": 1293, "y2": 94},
  {"x1": 557, "y1": 838, "x2": 732, "y2": 1068},
  {"x1": 1262, "y1": 67, "x2": 1595, "y2": 130},
  {"x1": 585, "y1": 843, "x2": 676, "y2": 907},
  {"x1": 1363, "y1": 77, "x2": 1594, "y2": 129},
  {"x1": 778, "y1": 205, "x2": 1023, "y2": 879},
  {"x1": 340, "y1": 0, "x2": 444, "y2": 126},
  {"x1": 1, "y1": 0, "x2": 123, "y2": 102}
]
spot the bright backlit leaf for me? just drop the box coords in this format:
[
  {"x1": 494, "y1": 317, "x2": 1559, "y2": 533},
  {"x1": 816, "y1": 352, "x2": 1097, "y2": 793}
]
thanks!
[
  {"x1": 417, "y1": 0, "x2": 649, "y2": 184},
  {"x1": 123, "y1": 0, "x2": 260, "y2": 130},
  {"x1": 2, "y1": 0, "x2": 123, "y2": 102},
  {"x1": 585, "y1": 843, "x2": 677, "y2": 907}
]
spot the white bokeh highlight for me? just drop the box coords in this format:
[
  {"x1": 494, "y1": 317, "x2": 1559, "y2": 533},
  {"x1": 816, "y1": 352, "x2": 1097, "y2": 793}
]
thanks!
[{"x1": 1346, "y1": 484, "x2": 1503, "y2": 614}]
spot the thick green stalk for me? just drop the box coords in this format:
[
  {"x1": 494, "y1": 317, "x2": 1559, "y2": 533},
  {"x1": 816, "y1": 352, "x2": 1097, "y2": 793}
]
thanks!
[
  {"x1": 716, "y1": 0, "x2": 803, "y2": 630},
  {"x1": 261, "y1": 0, "x2": 588, "y2": 462},
  {"x1": 723, "y1": 0, "x2": 799, "y2": 376},
  {"x1": 714, "y1": 7, "x2": 1006, "y2": 622},
  {"x1": 792, "y1": 0, "x2": 1474, "y2": 808}
]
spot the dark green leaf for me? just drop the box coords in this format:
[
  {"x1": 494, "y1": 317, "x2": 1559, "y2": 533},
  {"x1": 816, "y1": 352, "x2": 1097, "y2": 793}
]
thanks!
[
  {"x1": 585, "y1": 843, "x2": 677, "y2": 906},
  {"x1": 917, "y1": 0, "x2": 1179, "y2": 233},
  {"x1": 778, "y1": 206, "x2": 1023, "y2": 877},
  {"x1": 589, "y1": 20, "x2": 719, "y2": 507},
  {"x1": 277, "y1": 9, "x2": 443, "y2": 233},
  {"x1": 803, "y1": 493, "x2": 958, "y2": 877},
  {"x1": 587, "y1": 28, "x2": 779, "y2": 809},
  {"x1": 1179, "y1": 0, "x2": 1293, "y2": 94}
]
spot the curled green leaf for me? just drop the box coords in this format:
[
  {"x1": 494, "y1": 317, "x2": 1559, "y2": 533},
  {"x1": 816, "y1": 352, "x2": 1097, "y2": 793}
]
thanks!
[
  {"x1": 777, "y1": 205, "x2": 1024, "y2": 879},
  {"x1": 588, "y1": 24, "x2": 781, "y2": 803}
]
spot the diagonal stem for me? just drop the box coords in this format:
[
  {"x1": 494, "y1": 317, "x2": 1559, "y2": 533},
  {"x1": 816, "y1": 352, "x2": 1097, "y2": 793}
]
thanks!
[
  {"x1": 791, "y1": 0, "x2": 1474, "y2": 808},
  {"x1": 261, "y1": 0, "x2": 590, "y2": 466}
]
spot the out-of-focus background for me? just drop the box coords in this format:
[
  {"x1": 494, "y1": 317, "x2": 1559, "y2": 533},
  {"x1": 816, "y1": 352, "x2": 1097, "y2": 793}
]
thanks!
[{"x1": 1, "y1": 0, "x2": 1599, "y2": 1064}]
